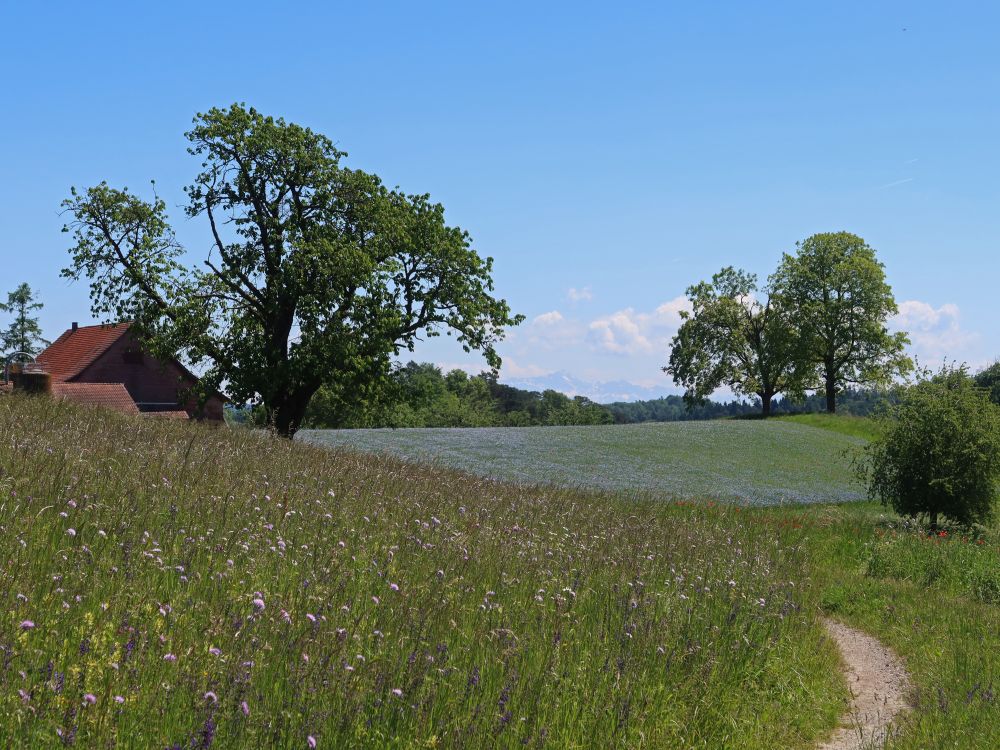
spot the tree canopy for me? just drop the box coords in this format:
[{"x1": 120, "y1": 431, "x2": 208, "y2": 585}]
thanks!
[
  {"x1": 770, "y1": 232, "x2": 911, "y2": 413},
  {"x1": 301, "y1": 361, "x2": 613, "y2": 428},
  {"x1": 62, "y1": 104, "x2": 522, "y2": 435},
  {"x1": 665, "y1": 267, "x2": 809, "y2": 416},
  {"x1": 0, "y1": 283, "x2": 48, "y2": 360},
  {"x1": 862, "y1": 366, "x2": 1000, "y2": 526}
]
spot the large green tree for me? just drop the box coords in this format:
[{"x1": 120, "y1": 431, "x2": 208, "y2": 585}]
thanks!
[
  {"x1": 771, "y1": 232, "x2": 911, "y2": 413},
  {"x1": 0, "y1": 283, "x2": 48, "y2": 359},
  {"x1": 665, "y1": 267, "x2": 809, "y2": 416},
  {"x1": 62, "y1": 104, "x2": 522, "y2": 436}
]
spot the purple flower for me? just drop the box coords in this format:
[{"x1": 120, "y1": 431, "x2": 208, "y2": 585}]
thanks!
[
  {"x1": 307, "y1": 736, "x2": 317, "y2": 748},
  {"x1": 391, "y1": 688, "x2": 403, "y2": 698},
  {"x1": 209, "y1": 647, "x2": 222, "y2": 657},
  {"x1": 114, "y1": 695, "x2": 125, "y2": 704},
  {"x1": 389, "y1": 583, "x2": 400, "y2": 592},
  {"x1": 204, "y1": 691, "x2": 218, "y2": 704},
  {"x1": 252, "y1": 598, "x2": 265, "y2": 611},
  {"x1": 20, "y1": 620, "x2": 34, "y2": 630},
  {"x1": 163, "y1": 653, "x2": 177, "y2": 662},
  {"x1": 83, "y1": 693, "x2": 97, "y2": 705},
  {"x1": 66, "y1": 528, "x2": 76, "y2": 537},
  {"x1": 241, "y1": 700, "x2": 250, "y2": 717},
  {"x1": 306, "y1": 613, "x2": 316, "y2": 623}
]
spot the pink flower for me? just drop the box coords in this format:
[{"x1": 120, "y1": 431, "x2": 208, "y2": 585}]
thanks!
[
  {"x1": 114, "y1": 695, "x2": 125, "y2": 704},
  {"x1": 241, "y1": 700, "x2": 250, "y2": 717},
  {"x1": 66, "y1": 528, "x2": 76, "y2": 537},
  {"x1": 83, "y1": 693, "x2": 97, "y2": 705},
  {"x1": 389, "y1": 583, "x2": 400, "y2": 592},
  {"x1": 307, "y1": 736, "x2": 317, "y2": 748},
  {"x1": 20, "y1": 620, "x2": 34, "y2": 630},
  {"x1": 371, "y1": 596, "x2": 380, "y2": 605},
  {"x1": 391, "y1": 688, "x2": 403, "y2": 698}
]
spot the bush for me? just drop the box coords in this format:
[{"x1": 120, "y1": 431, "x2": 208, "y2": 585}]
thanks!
[{"x1": 862, "y1": 366, "x2": 1000, "y2": 526}]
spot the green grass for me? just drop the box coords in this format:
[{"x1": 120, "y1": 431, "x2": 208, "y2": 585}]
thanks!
[
  {"x1": 3, "y1": 396, "x2": 998, "y2": 748},
  {"x1": 785, "y1": 503, "x2": 1000, "y2": 749},
  {"x1": 300, "y1": 420, "x2": 866, "y2": 505},
  {"x1": 0, "y1": 395, "x2": 845, "y2": 748},
  {"x1": 775, "y1": 412, "x2": 881, "y2": 441}
]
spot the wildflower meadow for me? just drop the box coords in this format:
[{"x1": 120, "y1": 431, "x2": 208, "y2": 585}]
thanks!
[{"x1": 0, "y1": 395, "x2": 844, "y2": 748}]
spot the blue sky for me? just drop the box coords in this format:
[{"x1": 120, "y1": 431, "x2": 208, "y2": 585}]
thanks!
[{"x1": 2, "y1": 2, "x2": 996, "y2": 398}]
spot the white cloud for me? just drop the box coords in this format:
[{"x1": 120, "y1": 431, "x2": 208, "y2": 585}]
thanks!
[
  {"x1": 586, "y1": 296, "x2": 691, "y2": 355},
  {"x1": 891, "y1": 300, "x2": 980, "y2": 363},
  {"x1": 532, "y1": 310, "x2": 565, "y2": 326},
  {"x1": 524, "y1": 310, "x2": 586, "y2": 349},
  {"x1": 500, "y1": 358, "x2": 553, "y2": 378},
  {"x1": 567, "y1": 286, "x2": 593, "y2": 302}
]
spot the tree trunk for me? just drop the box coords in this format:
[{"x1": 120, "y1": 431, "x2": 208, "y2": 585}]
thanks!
[
  {"x1": 269, "y1": 386, "x2": 318, "y2": 439},
  {"x1": 824, "y1": 362, "x2": 836, "y2": 413},
  {"x1": 760, "y1": 390, "x2": 773, "y2": 417}
]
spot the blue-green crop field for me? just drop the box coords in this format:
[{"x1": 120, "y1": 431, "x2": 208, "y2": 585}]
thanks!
[{"x1": 300, "y1": 420, "x2": 866, "y2": 505}]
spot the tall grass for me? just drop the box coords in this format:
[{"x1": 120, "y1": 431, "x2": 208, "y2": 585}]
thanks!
[{"x1": 0, "y1": 395, "x2": 843, "y2": 748}]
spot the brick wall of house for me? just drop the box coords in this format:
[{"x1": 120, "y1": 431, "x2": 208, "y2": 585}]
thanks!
[{"x1": 74, "y1": 332, "x2": 225, "y2": 421}]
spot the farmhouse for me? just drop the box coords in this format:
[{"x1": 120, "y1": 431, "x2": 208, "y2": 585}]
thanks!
[{"x1": 26, "y1": 322, "x2": 225, "y2": 421}]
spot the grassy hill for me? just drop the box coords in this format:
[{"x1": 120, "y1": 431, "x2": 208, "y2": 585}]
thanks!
[
  {"x1": 775, "y1": 413, "x2": 881, "y2": 441},
  {"x1": 300, "y1": 420, "x2": 867, "y2": 505},
  {"x1": 2, "y1": 396, "x2": 999, "y2": 748}
]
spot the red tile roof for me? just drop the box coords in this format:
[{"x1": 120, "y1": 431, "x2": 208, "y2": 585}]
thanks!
[
  {"x1": 51, "y1": 383, "x2": 140, "y2": 415},
  {"x1": 36, "y1": 323, "x2": 133, "y2": 382}
]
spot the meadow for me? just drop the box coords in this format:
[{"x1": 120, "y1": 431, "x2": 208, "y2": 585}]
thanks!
[
  {"x1": 300, "y1": 421, "x2": 866, "y2": 505},
  {"x1": 2, "y1": 395, "x2": 999, "y2": 748}
]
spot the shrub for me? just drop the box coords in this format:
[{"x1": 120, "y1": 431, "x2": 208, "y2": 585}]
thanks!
[{"x1": 862, "y1": 366, "x2": 1000, "y2": 526}]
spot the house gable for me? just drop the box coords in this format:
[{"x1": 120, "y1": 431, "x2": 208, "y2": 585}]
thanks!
[{"x1": 35, "y1": 323, "x2": 225, "y2": 422}]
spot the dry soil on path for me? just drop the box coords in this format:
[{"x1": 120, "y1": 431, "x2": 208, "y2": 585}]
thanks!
[{"x1": 817, "y1": 618, "x2": 911, "y2": 750}]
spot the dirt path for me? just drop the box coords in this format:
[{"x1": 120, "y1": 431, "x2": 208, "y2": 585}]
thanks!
[{"x1": 817, "y1": 618, "x2": 911, "y2": 750}]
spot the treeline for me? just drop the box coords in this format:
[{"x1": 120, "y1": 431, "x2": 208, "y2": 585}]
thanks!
[
  {"x1": 607, "y1": 388, "x2": 891, "y2": 423},
  {"x1": 303, "y1": 362, "x2": 614, "y2": 428}
]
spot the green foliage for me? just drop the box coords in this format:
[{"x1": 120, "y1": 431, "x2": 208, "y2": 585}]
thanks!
[
  {"x1": 608, "y1": 387, "x2": 892, "y2": 424},
  {"x1": 770, "y1": 232, "x2": 911, "y2": 412},
  {"x1": 61, "y1": 104, "x2": 521, "y2": 436},
  {"x1": 861, "y1": 366, "x2": 1000, "y2": 525},
  {"x1": 975, "y1": 360, "x2": 1000, "y2": 406},
  {"x1": 303, "y1": 361, "x2": 614, "y2": 428},
  {"x1": 665, "y1": 266, "x2": 809, "y2": 416},
  {"x1": 0, "y1": 282, "x2": 48, "y2": 359}
]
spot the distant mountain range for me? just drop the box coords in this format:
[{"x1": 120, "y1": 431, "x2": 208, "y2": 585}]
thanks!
[{"x1": 498, "y1": 371, "x2": 679, "y2": 404}]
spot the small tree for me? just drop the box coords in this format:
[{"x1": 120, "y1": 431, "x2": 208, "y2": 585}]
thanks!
[
  {"x1": 665, "y1": 267, "x2": 810, "y2": 416},
  {"x1": 0, "y1": 283, "x2": 48, "y2": 358},
  {"x1": 862, "y1": 366, "x2": 1000, "y2": 526}
]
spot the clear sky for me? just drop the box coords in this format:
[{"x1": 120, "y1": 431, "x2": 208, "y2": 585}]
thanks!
[{"x1": 2, "y1": 1, "x2": 996, "y2": 397}]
